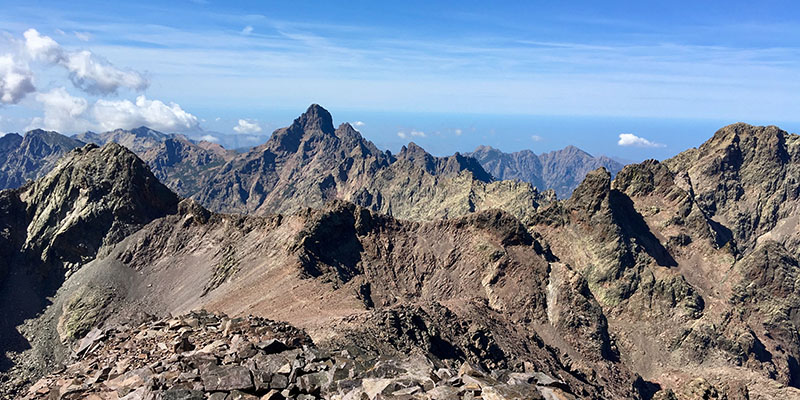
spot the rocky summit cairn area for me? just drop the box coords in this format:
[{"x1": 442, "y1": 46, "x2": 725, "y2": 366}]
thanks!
[{"x1": 21, "y1": 311, "x2": 571, "y2": 400}]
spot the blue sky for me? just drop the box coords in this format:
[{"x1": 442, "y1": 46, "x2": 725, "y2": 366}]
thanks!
[{"x1": 1, "y1": 1, "x2": 799, "y2": 160}]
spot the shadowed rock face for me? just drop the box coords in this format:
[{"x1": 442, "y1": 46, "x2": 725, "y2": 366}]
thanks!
[{"x1": 467, "y1": 144, "x2": 624, "y2": 199}]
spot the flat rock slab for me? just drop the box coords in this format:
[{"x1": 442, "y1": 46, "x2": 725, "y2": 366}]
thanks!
[
  {"x1": 160, "y1": 388, "x2": 205, "y2": 400},
  {"x1": 201, "y1": 365, "x2": 253, "y2": 392}
]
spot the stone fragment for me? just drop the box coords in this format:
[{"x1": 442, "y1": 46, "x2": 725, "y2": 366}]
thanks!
[
  {"x1": 251, "y1": 369, "x2": 273, "y2": 392},
  {"x1": 260, "y1": 390, "x2": 283, "y2": 400},
  {"x1": 227, "y1": 390, "x2": 259, "y2": 400},
  {"x1": 270, "y1": 374, "x2": 289, "y2": 390},
  {"x1": 160, "y1": 388, "x2": 205, "y2": 400},
  {"x1": 426, "y1": 386, "x2": 462, "y2": 399},
  {"x1": 174, "y1": 337, "x2": 195, "y2": 353},
  {"x1": 256, "y1": 339, "x2": 288, "y2": 354},
  {"x1": 296, "y1": 370, "x2": 330, "y2": 394},
  {"x1": 482, "y1": 384, "x2": 544, "y2": 400},
  {"x1": 201, "y1": 365, "x2": 254, "y2": 391}
]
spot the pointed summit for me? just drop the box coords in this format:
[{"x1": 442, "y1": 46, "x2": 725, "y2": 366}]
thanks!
[{"x1": 294, "y1": 104, "x2": 335, "y2": 135}]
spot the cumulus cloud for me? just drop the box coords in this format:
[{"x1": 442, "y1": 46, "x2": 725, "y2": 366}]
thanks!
[
  {"x1": 242, "y1": 26, "x2": 254, "y2": 35},
  {"x1": 352, "y1": 121, "x2": 365, "y2": 127},
  {"x1": 617, "y1": 133, "x2": 665, "y2": 148},
  {"x1": 397, "y1": 131, "x2": 407, "y2": 139},
  {"x1": 233, "y1": 119, "x2": 261, "y2": 133},
  {"x1": 93, "y1": 95, "x2": 200, "y2": 132},
  {"x1": 24, "y1": 29, "x2": 63, "y2": 63},
  {"x1": 24, "y1": 29, "x2": 148, "y2": 95},
  {"x1": 0, "y1": 54, "x2": 36, "y2": 104},
  {"x1": 454, "y1": 128, "x2": 462, "y2": 136},
  {"x1": 27, "y1": 87, "x2": 92, "y2": 132},
  {"x1": 531, "y1": 135, "x2": 543, "y2": 142},
  {"x1": 410, "y1": 129, "x2": 426, "y2": 138}
]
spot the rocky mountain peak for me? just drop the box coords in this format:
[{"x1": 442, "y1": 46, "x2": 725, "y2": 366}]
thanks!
[
  {"x1": 567, "y1": 167, "x2": 611, "y2": 213},
  {"x1": 294, "y1": 104, "x2": 335, "y2": 135},
  {"x1": 702, "y1": 123, "x2": 790, "y2": 167},
  {"x1": 263, "y1": 104, "x2": 337, "y2": 154},
  {"x1": 0, "y1": 132, "x2": 23, "y2": 151},
  {"x1": 22, "y1": 142, "x2": 180, "y2": 265},
  {"x1": 398, "y1": 141, "x2": 428, "y2": 158},
  {"x1": 397, "y1": 142, "x2": 493, "y2": 182},
  {"x1": 129, "y1": 126, "x2": 167, "y2": 139}
]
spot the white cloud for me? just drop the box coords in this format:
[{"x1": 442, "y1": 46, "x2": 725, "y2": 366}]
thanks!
[
  {"x1": 233, "y1": 119, "x2": 261, "y2": 133},
  {"x1": 0, "y1": 54, "x2": 36, "y2": 104},
  {"x1": 24, "y1": 29, "x2": 63, "y2": 63},
  {"x1": 24, "y1": 29, "x2": 148, "y2": 95},
  {"x1": 215, "y1": 117, "x2": 221, "y2": 121},
  {"x1": 531, "y1": 135, "x2": 543, "y2": 142},
  {"x1": 353, "y1": 121, "x2": 365, "y2": 127},
  {"x1": 74, "y1": 31, "x2": 91, "y2": 42},
  {"x1": 410, "y1": 129, "x2": 426, "y2": 137},
  {"x1": 397, "y1": 131, "x2": 408, "y2": 139},
  {"x1": 242, "y1": 26, "x2": 254, "y2": 35},
  {"x1": 617, "y1": 133, "x2": 665, "y2": 148},
  {"x1": 27, "y1": 87, "x2": 92, "y2": 132},
  {"x1": 93, "y1": 95, "x2": 199, "y2": 132},
  {"x1": 454, "y1": 128, "x2": 462, "y2": 136},
  {"x1": 198, "y1": 134, "x2": 219, "y2": 142}
]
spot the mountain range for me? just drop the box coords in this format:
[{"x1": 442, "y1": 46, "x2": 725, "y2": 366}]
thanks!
[
  {"x1": 467, "y1": 145, "x2": 624, "y2": 199},
  {"x1": 1, "y1": 105, "x2": 799, "y2": 399},
  {"x1": 0, "y1": 105, "x2": 622, "y2": 204}
]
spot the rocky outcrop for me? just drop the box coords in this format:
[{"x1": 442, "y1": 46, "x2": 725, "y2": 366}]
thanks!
[
  {"x1": 468, "y1": 144, "x2": 624, "y2": 199},
  {"x1": 20, "y1": 311, "x2": 583, "y2": 400},
  {"x1": 0, "y1": 143, "x2": 180, "y2": 386},
  {"x1": 76, "y1": 127, "x2": 236, "y2": 199},
  {"x1": 664, "y1": 123, "x2": 800, "y2": 253}
]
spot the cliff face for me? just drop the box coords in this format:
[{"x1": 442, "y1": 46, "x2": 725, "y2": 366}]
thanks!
[
  {"x1": 526, "y1": 123, "x2": 800, "y2": 398},
  {"x1": 468, "y1": 144, "x2": 624, "y2": 199}
]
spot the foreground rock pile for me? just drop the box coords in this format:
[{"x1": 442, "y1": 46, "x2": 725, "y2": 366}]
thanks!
[{"x1": 21, "y1": 311, "x2": 573, "y2": 400}]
